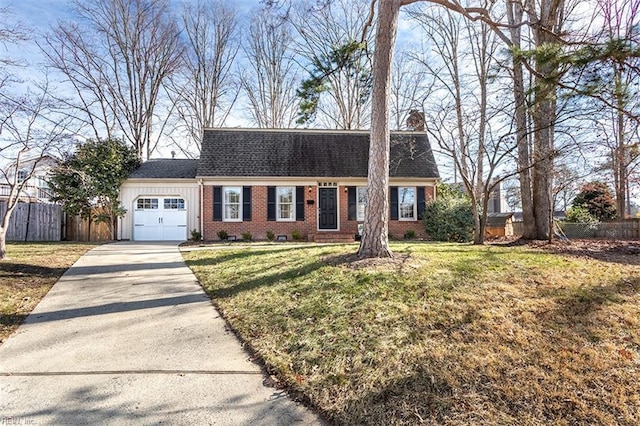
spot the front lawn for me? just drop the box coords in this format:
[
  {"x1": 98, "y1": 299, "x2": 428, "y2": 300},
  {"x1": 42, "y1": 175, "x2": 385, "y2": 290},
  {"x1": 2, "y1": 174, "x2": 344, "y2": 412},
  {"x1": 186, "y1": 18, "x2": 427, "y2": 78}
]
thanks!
[
  {"x1": 183, "y1": 242, "x2": 640, "y2": 425},
  {"x1": 0, "y1": 242, "x2": 97, "y2": 343}
]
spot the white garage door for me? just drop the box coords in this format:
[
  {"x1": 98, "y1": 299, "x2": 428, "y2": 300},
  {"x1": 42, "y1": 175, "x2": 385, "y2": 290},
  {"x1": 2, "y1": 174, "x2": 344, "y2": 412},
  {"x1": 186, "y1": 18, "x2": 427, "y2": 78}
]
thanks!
[{"x1": 133, "y1": 197, "x2": 187, "y2": 241}]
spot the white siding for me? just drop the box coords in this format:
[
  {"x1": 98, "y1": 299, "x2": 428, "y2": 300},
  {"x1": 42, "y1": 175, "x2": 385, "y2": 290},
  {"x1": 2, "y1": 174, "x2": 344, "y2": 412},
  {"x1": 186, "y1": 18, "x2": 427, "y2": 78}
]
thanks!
[{"x1": 119, "y1": 180, "x2": 200, "y2": 241}]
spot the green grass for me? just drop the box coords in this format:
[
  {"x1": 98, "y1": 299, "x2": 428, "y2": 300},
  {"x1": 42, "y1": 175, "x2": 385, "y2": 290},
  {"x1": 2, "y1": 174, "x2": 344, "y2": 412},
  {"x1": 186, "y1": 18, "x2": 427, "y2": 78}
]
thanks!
[
  {"x1": 183, "y1": 242, "x2": 640, "y2": 425},
  {"x1": 0, "y1": 242, "x2": 97, "y2": 343}
]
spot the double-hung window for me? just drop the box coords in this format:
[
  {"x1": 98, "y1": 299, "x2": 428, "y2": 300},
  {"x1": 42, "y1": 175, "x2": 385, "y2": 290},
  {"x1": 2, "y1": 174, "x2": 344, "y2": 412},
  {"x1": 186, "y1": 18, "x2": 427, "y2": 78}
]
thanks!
[
  {"x1": 277, "y1": 186, "x2": 295, "y2": 221},
  {"x1": 356, "y1": 187, "x2": 367, "y2": 221},
  {"x1": 223, "y1": 187, "x2": 242, "y2": 221},
  {"x1": 398, "y1": 187, "x2": 416, "y2": 220}
]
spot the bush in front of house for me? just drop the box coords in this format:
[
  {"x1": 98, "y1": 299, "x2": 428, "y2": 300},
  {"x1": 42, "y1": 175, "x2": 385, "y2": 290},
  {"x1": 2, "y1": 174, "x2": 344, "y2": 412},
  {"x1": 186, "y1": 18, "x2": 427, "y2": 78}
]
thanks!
[
  {"x1": 190, "y1": 229, "x2": 202, "y2": 241},
  {"x1": 404, "y1": 229, "x2": 416, "y2": 240},
  {"x1": 242, "y1": 231, "x2": 252, "y2": 242},
  {"x1": 266, "y1": 230, "x2": 275, "y2": 241},
  {"x1": 217, "y1": 230, "x2": 228, "y2": 241},
  {"x1": 423, "y1": 185, "x2": 474, "y2": 242},
  {"x1": 291, "y1": 229, "x2": 302, "y2": 241}
]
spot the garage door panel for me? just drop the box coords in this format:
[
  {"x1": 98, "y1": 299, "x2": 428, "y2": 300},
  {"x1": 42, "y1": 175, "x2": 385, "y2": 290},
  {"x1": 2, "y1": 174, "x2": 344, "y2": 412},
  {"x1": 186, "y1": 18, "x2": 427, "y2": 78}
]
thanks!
[{"x1": 133, "y1": 197, "x2": 187, "y2": 241}]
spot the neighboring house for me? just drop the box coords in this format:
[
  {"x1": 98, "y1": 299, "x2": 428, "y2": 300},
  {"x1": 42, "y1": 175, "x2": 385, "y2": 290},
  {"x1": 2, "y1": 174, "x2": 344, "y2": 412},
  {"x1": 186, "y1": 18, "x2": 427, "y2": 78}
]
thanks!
[
  {"x1": 487, "y1": 183, "x2": 509, "y2": 214},
  {"x1": 118, "y1": 128, "x2": 440, "y2": 242},
  {"x1": 0, "y1": 155, "x2": 58, "y2": 203}
]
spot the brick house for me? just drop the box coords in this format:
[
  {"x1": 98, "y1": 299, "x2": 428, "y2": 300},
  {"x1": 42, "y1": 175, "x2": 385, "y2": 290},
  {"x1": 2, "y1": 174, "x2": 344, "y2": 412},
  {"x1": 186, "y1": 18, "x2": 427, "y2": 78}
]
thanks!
[{"x1": 118, "y1": 128, "x2": 440, "y2": 242}]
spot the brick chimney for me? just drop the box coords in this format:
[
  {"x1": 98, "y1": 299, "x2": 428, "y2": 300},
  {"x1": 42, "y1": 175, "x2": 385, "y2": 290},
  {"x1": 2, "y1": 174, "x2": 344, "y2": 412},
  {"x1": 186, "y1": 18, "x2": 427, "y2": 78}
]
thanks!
[{"x1": 406, "y1": 110, "x2": 425, "y2": 131}]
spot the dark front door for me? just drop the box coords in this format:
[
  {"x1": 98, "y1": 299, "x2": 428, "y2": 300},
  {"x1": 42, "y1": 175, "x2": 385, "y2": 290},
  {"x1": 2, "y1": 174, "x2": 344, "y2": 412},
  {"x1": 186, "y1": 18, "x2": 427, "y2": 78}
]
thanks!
[{"x1": 318, "y1": 188, "x2": 338, "y2": 230}]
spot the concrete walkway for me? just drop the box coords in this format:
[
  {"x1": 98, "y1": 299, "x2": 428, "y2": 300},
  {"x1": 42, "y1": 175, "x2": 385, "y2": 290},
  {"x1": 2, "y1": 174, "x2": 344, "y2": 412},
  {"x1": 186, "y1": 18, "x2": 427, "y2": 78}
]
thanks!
[{"x1": 0, "y1": 242, "x2": 323, "y2": 425}]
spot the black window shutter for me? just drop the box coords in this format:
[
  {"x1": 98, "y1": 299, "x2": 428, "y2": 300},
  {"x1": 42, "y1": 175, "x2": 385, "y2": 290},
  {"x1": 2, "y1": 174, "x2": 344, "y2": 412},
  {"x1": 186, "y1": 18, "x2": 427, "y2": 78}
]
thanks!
[
  {"x1": 213, "y1": 186, "x2": 222, "y2": 221},
  {"x1": 390, "y1": 186, "x2": 399, "y2": 220},
  {"x1": 296, "y1": 186, "x2": 305, "y2": 221},
  {"x1": 267, "y1": 186, "x2": 276, "y2": 221},
  {"x1": 417, "y1": 186, "x2": 426, "y2": 220},
  {"x1": 347, "y1": 187, "x2": 356, "y2": 220},
  {"x1": 243, "y1": 186, "x2": 252, "y2": 221}
]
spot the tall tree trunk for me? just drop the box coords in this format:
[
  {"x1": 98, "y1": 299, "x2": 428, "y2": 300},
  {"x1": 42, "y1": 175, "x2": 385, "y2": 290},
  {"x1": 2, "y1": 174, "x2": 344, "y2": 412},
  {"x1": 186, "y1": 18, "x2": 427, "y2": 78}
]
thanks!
[
  {"x1": 0, "y1": 228, "x2": 6, "y2": 260},
  {"x1": 526, "y1": 0, "x2": 563, "y2": 240},
  {"x1": 359, "y1": 0, "x2": 401, "y2": 258},
  {"x1": 507, "y1": 0, "x2": 536, "y2": 239},
  {"x1": 614, "y1": 64, "x2": 627, "y2": 218}
]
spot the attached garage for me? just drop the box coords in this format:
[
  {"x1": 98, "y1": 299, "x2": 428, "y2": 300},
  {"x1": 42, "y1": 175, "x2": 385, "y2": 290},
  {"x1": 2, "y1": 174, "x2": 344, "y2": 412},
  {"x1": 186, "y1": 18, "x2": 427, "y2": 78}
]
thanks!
[
  {"x1": 133, "y1": 197, "x2": 188, "y2": 241},
  {"x1": 118, "y1": 159, "x2": 200, "y2": 242}
]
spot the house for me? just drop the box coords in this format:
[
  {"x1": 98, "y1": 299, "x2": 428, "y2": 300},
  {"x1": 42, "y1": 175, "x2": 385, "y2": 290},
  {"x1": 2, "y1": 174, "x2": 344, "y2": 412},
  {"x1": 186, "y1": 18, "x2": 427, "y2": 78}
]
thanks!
[
  {"x1": 0, "y1": 155, "x2": 58, "y2": 203},
  {"x1": 118, "y1": 128, "x2": 440, "y2": 242}
]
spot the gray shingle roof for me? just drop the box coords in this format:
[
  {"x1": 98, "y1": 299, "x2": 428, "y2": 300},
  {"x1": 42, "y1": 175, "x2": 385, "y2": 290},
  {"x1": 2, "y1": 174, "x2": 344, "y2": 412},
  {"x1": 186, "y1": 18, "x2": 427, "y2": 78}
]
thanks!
[
  {"x1": 129, "y1": 159, "x2": 198, "y2": 179},
  {"x1": 197, "y1": 129, "x2": 440, "y2": 179}
]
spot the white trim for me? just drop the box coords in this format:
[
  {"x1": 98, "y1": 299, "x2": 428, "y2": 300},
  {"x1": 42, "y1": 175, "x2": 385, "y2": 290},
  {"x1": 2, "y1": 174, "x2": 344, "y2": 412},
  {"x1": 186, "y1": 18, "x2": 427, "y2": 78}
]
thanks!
[
  {"x1": 276, "y1": 186, "x2": 296, "y2": 222},
  {"x1": 398, "y1": 186, "x2": 418, "y2": 221},
  {"x1": 198, "y1": 177, "x2": 439, "y2": 185},
  {"x1": 356, "y1": 186, "x2": 367, "y2": 222},
  {"x1": 222, "y1": 186, "x2": 242, "y2": 222}
]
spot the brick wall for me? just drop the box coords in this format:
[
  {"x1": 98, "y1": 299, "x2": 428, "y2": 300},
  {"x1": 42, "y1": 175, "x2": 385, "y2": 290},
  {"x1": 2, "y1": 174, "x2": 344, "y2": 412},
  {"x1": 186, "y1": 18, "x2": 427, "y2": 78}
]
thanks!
[{"x1": 202, "y1": 184, "x2": 435, "y2": 241}]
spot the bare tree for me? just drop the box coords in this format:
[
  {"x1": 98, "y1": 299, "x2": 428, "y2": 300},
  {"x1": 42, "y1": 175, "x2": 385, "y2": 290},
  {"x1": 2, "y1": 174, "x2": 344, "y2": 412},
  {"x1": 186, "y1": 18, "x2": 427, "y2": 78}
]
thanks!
[
  {"x1": 293, "y1": 0, "x2": 374, "y2": 129},
  {"x1": 411, "y1": 2, "x2": 519, "y2": 244},
  {"x1": 239, "y1": 7, "x2": 300, "y2": 128},
  {"x1": 591, "y1": 0, "x2": 640, "y2": 217},
  {"x1": 0, "y1": 84, "x2": 74, "y2": 259},
  {"x1": 390, "y1": 50, "x2": 429, "y2": 130},
  {"x1": 41, "y1": 0, "x2": 183, "y2": 160},
  {"x1": 0, "y1": 6, "x2": 27, "y2": 67},
  {"x1": 166, "y1": 0, "x2": 240, "y2": 157}
]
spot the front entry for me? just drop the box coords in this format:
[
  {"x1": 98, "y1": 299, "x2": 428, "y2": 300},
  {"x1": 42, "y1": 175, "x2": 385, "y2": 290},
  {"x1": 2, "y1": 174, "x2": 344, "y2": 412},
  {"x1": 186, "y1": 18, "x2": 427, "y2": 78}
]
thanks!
[{"x1": 318, "y1": 188, "x2": 338, "y2": 230}]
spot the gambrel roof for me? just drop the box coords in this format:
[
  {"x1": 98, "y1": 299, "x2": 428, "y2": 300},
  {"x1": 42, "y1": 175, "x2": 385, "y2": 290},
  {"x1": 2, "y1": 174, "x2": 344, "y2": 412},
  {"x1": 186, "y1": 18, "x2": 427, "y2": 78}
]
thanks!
[{"x1": 197, "y1": 128, "x2": 439, "y2": 179}]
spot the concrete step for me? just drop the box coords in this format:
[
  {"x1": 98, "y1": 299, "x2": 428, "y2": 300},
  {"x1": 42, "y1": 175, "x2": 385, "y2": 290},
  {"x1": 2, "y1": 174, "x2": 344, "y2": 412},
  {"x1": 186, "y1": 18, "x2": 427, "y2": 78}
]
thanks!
[{"x1": 311, "y1": 232, "x2": 355, "y2": 243}]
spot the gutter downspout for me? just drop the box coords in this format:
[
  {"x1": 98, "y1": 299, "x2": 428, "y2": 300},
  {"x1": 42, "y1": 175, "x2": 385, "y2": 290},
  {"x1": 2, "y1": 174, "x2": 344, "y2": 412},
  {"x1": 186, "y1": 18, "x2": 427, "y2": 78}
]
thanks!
[{"x1": 198, "y1": 178, "x2": 204, "y2": 239}]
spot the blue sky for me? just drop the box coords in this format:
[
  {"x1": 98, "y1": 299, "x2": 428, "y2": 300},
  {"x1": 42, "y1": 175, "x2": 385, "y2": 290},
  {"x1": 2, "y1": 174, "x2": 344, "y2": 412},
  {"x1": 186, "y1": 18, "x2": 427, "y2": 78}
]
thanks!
[{"x1": 5, "y1": 0, "x2": 262, "y2": 69}]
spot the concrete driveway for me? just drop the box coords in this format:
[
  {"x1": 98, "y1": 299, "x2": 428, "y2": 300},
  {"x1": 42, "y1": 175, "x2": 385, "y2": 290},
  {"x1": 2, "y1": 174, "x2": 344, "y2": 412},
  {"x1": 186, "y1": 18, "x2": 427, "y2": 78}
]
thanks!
[{"x1": 0, "y1": 242, "x2": 324, "y2": 425}]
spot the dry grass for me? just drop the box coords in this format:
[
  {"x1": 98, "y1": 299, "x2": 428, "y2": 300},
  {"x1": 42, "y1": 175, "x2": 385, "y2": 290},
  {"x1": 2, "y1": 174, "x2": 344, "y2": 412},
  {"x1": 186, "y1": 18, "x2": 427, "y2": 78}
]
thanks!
[
  {"x1": 0, "y1": 242, "x2": 97, "y2": 343},
  {"x1": 183, "y1": 242, "x2": 640, "y2": 425}
]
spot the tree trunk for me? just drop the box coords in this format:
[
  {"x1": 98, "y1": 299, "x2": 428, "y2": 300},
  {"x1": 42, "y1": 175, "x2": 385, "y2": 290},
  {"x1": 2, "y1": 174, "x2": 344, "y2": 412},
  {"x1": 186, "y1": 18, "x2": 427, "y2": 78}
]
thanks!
[
  {"x1": 358, "y1": 0, "x2": 401, "y2": 259},
  {"x1": 507, "y1": 0, "x2": 536, "y2": 239},
  {"x1": 525, "y1": 0, "x2": 563, "y2": 240},
  {"x1": 615, "y1": 64, "x2": 627, "y2": 218},
  {"x1": 0, "y1": 228, "x2": 7, "y2": 260}
]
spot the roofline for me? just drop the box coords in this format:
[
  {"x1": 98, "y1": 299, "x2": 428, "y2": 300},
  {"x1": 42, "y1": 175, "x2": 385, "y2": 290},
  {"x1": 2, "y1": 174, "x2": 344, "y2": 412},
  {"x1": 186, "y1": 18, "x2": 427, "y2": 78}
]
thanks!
[
  {"x1": 195, "y1": 175, "x2": 440, "y2": 182},
  {"x1": 202, "y1": 127, "x2": 427, "y2": 136}
]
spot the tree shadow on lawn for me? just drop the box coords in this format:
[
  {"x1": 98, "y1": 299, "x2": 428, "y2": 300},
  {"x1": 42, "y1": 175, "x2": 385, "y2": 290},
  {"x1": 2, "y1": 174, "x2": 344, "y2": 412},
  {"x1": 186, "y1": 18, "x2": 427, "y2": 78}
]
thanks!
[
  {"x1": 1, "y1": 313, "x2": 27, "y2": 328},
  {"x1": 206, "y1": 253, "x2": 354, "y2": 299},
  {"x1": 543, "y1": 276, "x2": 640, "y2": 341},
  {"x1": 0, "y1": 263, "x2": 67, "y2": 281},
  {"x1": 185, "y1": 247, "x2": 309, "y2": 267}
]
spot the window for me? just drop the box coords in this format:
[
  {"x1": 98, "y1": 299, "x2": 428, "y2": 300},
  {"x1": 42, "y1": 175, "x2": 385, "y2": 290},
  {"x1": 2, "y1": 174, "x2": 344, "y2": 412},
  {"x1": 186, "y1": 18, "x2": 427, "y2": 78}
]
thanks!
[
  {"x1": 398, "y1": 187, "x2": 416, "y2": 220},
  {"x1": 356, "y1": 187, "x2": 367, "y2": 221},
  {"x1": 223, "y1": 187, "x2": 242, "y2": 221},
  {"x1": 277, "y1": 186, "x2": 295, "y2": 221},
  {"x1": 136, "y1": 198, "x2": 158, "y2": 210},
  {"x1": 17, "y1": 169, "x2": 28, "y2": 183},
  {"x1": 164, "y1": 198, "x2": 185, "y2": 210}
]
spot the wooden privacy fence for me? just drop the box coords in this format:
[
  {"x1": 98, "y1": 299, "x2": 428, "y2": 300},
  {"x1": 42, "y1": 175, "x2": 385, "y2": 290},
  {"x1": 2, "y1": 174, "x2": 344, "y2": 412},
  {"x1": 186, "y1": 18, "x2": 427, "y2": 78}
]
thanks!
[
  {"x1": 2, "y1": 201, "x2": 113, "y2": 242},
  {"x1": 64, "y1": 213, "x2": 112, "y2": 242},
  {"x1": 1, "y1": 201, "x2": 62, "y2": 241}
]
